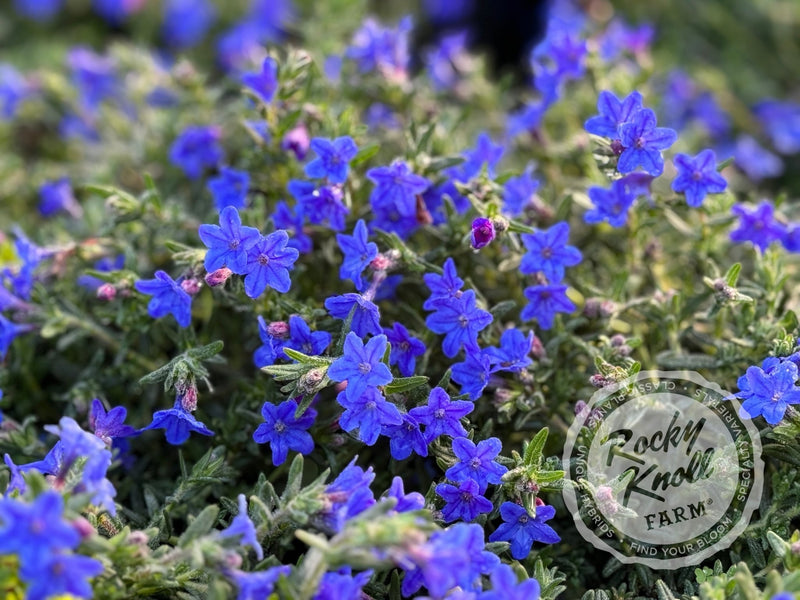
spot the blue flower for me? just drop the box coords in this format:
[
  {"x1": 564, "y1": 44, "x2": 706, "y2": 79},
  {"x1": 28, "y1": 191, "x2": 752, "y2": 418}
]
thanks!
[
  {"x1": 273, "y1": 200, "x2": 312, "y2": 253},
  {"x1": 68, "y1": 47, "x2": 118, "y2": 109},
  {"x1": 383, "y1": 322, "x2": 426, "y2": 377},
  {"x1": 337, "y1": 387, "x2": 402, "y2": 445},
  {"x1": 520, "y1": 222, "x2": 582, "y2": 283},
  {"x1": 253, "y1": 399, "x2": 316, "y2": 465},
  {"x1": 92, "y1": 0, "x2": 142, "y2": 23},
  {"x1": 755, "y1": 100, "x2": 800, "y2": 154},
  {"x1": 584, "y1": 90, "x2": 643, "y2": 138},
  {"x1": 208, "y1": 167, "x2": 250, "y2": 211},
  {"x1": 327, "y1": 332, "x2": 393, "y2": 401},
  {"x1": 39, "y1": 178, "x2": 81, "y2": 217},
  {"x1": 346, "y1": 16, "x2": 412, "y2": 76},
  {"x1": 734, "y1": 135, "x2": 784, "y2": 181},
  {"x1": 386, "y1": 476, "x2": 425, "y2": 512},
  {"x1": 367, "y1": 160, "x2": 430, "y2": 219},
  {"x1": 671, "y1": 149, "x2": 727, "y2": 208},
  {"x1": 0, "y1": 491, "x2": 80, "y2": 567},
  {"x1": 382, "y1": 413, "x2": 428, "y2": 460},
  {"x1": 410, "y1": 386, "x2": 473, "y2": 443},
  {"x1": 585, "y1": 178, "x2": 637, "y2": 227},
  {"x1": 736, "y1": 361, "x2": 800, "y2": 425},
  {"x1": 325, "y1": 293, "x2": 382, "y2": 337},
  {"x1": 253, "y1": 317, "x2": 290, "y2": 368},
  {"x1": 288, "y1": 180, "x2": 349, "y2": 231},
  {"x1": 426, "y1": 289, "x2": 492, "y2": 358},
  {"x1": 425, "y1": 31, "x2": 468, "y2": 90},
  {"x1": 304, "y1": 136, "x2": 359, "y2": 184},
  {"x1": 162, "y1": 0, "x2": 216, "y2": 48},
  {"x1": 489, "y1": 502, "x2": 560, "y2": 559},
  {"x1": 13, "y1": 0, "x2": 63, "y2": 21},
  {"x1": 221, "y1": 494, "x2": 263, "y2": 560},
  {"x1": 337, "y1": 219, "x2": 378, "y2": 290},
  {"x1": 144, "y1": 398, "x2": 215, "y2": 445},
  {"x1": 423, "y1": 258, "x2": 464, "y2": 310},
  {"x1": 458, "y1": 132, "x2": 504, "y2": 180},
  {"x1": 199, "y1": 206, "x2": 261, "y2": 274},
  {"x1": 446, "y1": 437, "x2": 507, "y2": 493},
  {"x1": 135, "y1": 271, "x2": 193, "y2": 328},
  {"x1": 3, "y1": 454, "x2": 25, "y2": 494},
  {"x1": 287, "y1": 315, "x2": 331, "y2": 357},
  {"x1": 481, "y1": 563, "x2": 542, "y2": 600},
  {"x1": 471, "y1": 217, "x2": 496, "y2": 249},
  {"x1": 0, "y1": 314, "x2": 30, "y2": 359},
  {"x1": 314, "y1": 569, "x2": 372, "y2": 600},
  {"x1": 89, "y1": 398, "x2": 137, "y2": 445},
  {"x1": 502, "y1": 166, "x2": 540, "y2": 216},
  {"x1": 436, "y1": 478, "x2": 493, "y2": 523},
  {"x1": 25, "y1": 550, "x2": 104, "y2": 600},
  {"x1": 507, "y1": 102, "x2": 547, "y2": 138},
  {"x1": 0, "y1": 64, "x2": 33, "y2": 120},
  {"x1": 169, "y1": 125, "x2": 224, "y2": 180},
  {"x1": 729, "y1": 201, "x2": 786, "y2": 252},
  {"x1": 521, "y1": 284, "x2": 575, "y2": 330},
  {"x1": 321, "y1": 458, "x2": 376, "y2": 532},
  {"x1": 451, "y1": 350, "x2": 492, "y2": 400},
  {"x1": 485, "y1": 328, "x2": 535, "y2": 373},
  {"x1": 242, "y1": 57, "x2": 279, "y2": 104},
  {"x1": 232, "y1": 565, "x2": 291, "y2": 600},
  {"x1": 618, "y1": 108, "x2": 678, "y2": 176},
  {"x1": 243, "y1": 231, "x2": 300, "y2": 299}
]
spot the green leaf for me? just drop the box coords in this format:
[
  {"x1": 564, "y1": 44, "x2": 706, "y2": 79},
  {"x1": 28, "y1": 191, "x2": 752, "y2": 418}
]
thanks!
[
  {"x1": 187, "y1": 340, "x2": 224, "y2": 360},
  {"x1": 724, "y1": 263, "x2": 742, "y2": 287},
  {"x1": 523, "y1": 427, "x2": 549, "y2": 467},
  {"x1": 178, "y1": 505, "x2": 219, "y2": 547},
  {"x1": 351, "y1": 144, "x2": 380, "y2": 167},
  {"x1": 427, "y1": 155, "x2": 465, "y2": 172},
  {"x1": 282, "y1": 347, "x2": 332, "y2": 366},
  {"x1": 282, "y1": 453, "x2": 305, "y2": 502},
  {"x1": 384, "y1": 376, "x2": 429, "y2": 395}
]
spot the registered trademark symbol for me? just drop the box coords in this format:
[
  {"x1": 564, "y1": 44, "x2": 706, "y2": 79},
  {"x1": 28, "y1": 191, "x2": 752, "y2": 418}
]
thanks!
[{"x1": 706, "y1": 498, "x2": 713, "y2": 505}]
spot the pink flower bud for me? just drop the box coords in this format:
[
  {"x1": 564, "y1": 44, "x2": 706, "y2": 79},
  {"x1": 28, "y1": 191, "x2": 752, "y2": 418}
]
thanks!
[
  {"x1": 180, "y1": 278, "x2": 202, "y2": 295},
  {"x1": 470, "y1": 217, "x2": 495, "y2": 249},
  {"x1": 205, "y1": 267, "x2": 233, "y2": 287},
  {"x1": 97, "y1": 283, "x2": 116, "y2": 301}
]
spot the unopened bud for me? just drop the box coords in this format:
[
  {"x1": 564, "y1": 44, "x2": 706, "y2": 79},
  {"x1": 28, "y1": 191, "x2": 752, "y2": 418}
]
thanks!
[
  {"x1": 73, "y1": 516, "x2": 95, "y2": 539},
  {"x1": 590, "y1": 374, "x2": 609, "y2": 388},
  {"x1": 470, "y1": 217, "x2": 495, "y2": 249},
  {"x1": 370, "y1": 254, "x2": 393, "y2": 271},
  {"x1": 181, "y1": 385, "x2": 198, "y2": 412},
  {"x1": 281, "y1": 123, "x2": 310, "y2": 161},
  {"x1": 267, "y1": 321, "x2": 290, "y2": 339},
  {"x1": 205, "y1": 267, "x2": 233, "y2": 287},
  {"x1": 610, "y1": 139, "x2": 624, "y2": 155},
  {"x1": 97, "y1": 283, "x2": 116, "y2": 301},
  {"x1": 298, "y1": 367, "x2": 327, "y2": 394},
  {"x1": 180, "y1": 278, "x2": 202, "y2": 295}
]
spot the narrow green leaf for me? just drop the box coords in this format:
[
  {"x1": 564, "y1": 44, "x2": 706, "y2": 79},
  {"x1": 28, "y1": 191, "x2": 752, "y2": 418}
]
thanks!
[
  {"x1": 178, "y1": 505, "x2": 219, "y2": 547},
  {"x1": 282, "y1": 453, "x2": 305, "y2": 502},
  {"x1": 724, "y1": 263, "x2": 742, "y2": 287},
  {"x1": 351, "y1": 144, "x2": 380, "y2": 167},
  {"x1": 524, "y1": 427, "x2": 549, "y2": 466},
  {"x1": 384, "y1": 375, "x2": 429, "y2": 395},
  {"x1": 282, "y1": 347, "x2": 332, "y2": 366}
]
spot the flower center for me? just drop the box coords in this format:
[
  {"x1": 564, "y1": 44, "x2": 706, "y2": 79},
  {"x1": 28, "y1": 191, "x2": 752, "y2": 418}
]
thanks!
[
  {"x1": 258, "y1": 254, "x2": 270, "y2": 266},
  {"x1": 691, "y1": 170, "x2": 703, "y2": 181},
  {"x1": 366, "y1": 400, "x2": 377, "y2": 410},
  {"x1": 358, "y1": 362, "x2": 372, "y2": 374},
  {"x1": 635, "y1": 136, "x2": 646, "y2": 149},
  {"x1": 469, "y1": 457, "x2": 481, "y2": 469},
  {"x1": 274, "y1": 420, "x2": 286, "y2": 433},
  {"x1": 458, "y1": 314, "x2": 469, "y2": 328},
  {"x1": 461, "y1": 491, "x2": 473, "y2": 501},
  {"x1": 434, "y1": 408, "x2": 445, "y2": 418},
  {"x1": 229, "y1": 239, "x2": 240, "y2": 250},
  {"x1": 519, "y1": 515, "x2": 529, "y2": 524},
  {"x1": 541, "y1": 246, "x2": 553, "y2": 259}
]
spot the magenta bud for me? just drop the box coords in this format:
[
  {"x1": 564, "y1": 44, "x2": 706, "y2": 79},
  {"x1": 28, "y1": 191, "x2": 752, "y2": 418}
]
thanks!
[
  {"x1": 96, "y1": 283, "x2": 117, "y2": 301},
  {"x1": 180, "y1": 278, "x2": 202, "y2": 295},
  {"x1": 205, "y1": 267, "x2": 233, "y2": 287},
  {"x1": 370, "y1": 253, "x2": 392, "y2": 271},
  {"x1": 267, "y1": 321, "x2": 290, "y2": 338},
  {"x1": 470, "y1": 217, "x2": 495, "y2": 249},
  {"x1": 611, "y1": 139, "x2": 625, "y2": 155},
  {"x1": 181, "y1": 385, "x2": 198, "y2": 412},
  {"x1": 281, "y1": 124, "x2": 310, "y2": 161},
  {"x1": 73, "y1": 516, "x2": 95, "y2": 539}
]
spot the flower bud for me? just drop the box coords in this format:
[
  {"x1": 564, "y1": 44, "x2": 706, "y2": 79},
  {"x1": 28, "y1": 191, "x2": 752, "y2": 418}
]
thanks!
[
  {"x1": 267, "y1": 321, "x2": 290, "y2": 339},
  {"x1": 180, "y1": 278, "x2": 202, "y2": 295},
  {"x1": 470, "y1": 217, "x2": 495, "y2": 249},
  {"x1": 205, "y1": 267, "x2": 233, "y2": 287},
  {"x1": 96, "y1": 283, "x2": 117, "y2": 301},
  {"x1": 282, "y1": 124, "x2": 310, "y2": 161}
]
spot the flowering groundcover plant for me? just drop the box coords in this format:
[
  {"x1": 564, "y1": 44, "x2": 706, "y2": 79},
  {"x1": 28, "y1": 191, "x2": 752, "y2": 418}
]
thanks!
[{"x1": 1, "y1": 0, "x2": 800, "y2": 599}]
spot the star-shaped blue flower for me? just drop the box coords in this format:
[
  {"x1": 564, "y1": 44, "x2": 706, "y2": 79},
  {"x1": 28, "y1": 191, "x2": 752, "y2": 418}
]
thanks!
[
  {"x1": 485, "y1": 328, "x2": 534, "y2": 373},
  {"x1": 286, "y1": 314, "x2": 331, "y2": 357},
  {"x1": 169, "y1": 125, "x2": 223, "y2": 180},
  {"x1": 89, "y1": 398, "x2": 137, "y2": 445},
  {"x1": 242, "y1": 56, "x2": 278, "y2": 103},
  {"x1": 436, "y1": 478, "x2": 493, "y2": 523},
  {"x1": 0, "y1": 314, "x2": 30, "y2": 359},
  {"x1": 618, "y1": 108, "x2": 678, "y2": 176},
  {"x1": 585, "y1": 178, "x2": 637, "y2": 228},
  {"x1": 208, "y1": 167, "x2": 250, "y2": 211},
  {"x1": 423, "y1": 257, "x2": 464, "y2": 310},
  {"x1": 382, "y1": 413, "x2": 429, "y2": 460},
  {"x1": 144, "y1": 398, "x2": 214, "y2": 445},
  {"x1": 325, "y1": 293, "x2": 382, "y2": 337},
  {"x1": 489, "y1": 501, "x2": 560, "y2": 559},
  {"x1": 220, "y1": 494, "x2": 264, "y2": 560},
  {"x1": 426, "y1": 289, "x2": 492, "y2": 358},
  {"x1": 383, "y1": 322, "x2": 426, "y2": 377},
  {"x1": 584, "y1": 90, "x2": 643, "y2": 138},
  {"x1": 520, "y1": 221, "x2": 582, "y2": 283},
  {"x1": 199, "y1": 206, "x2": 261, "y2": 274},
  {"x1": 288, "y1": 180, "x2": 349, "y2": 231},
  {"x1": 304, "y1": 136, "x2": 359, "y2": 184},
  {"x1": 502, "y1": 166, "x2": 540, "y2": 216},
  {"x1": 134, "y1": 271, "x2": 193, "y2": 328},
  {"x1": 445, "y1": 436, "x2": 508, "y2": 493},
  {"x1": 451, "y1": 349, "x2": 492, "y2": 400},
  {"x1": 366, "y1": 160, "x2": 430, "y2": 218},
  {"x1": 252, "y1": 399, "x2": 316, "y2": 466},
  {"x1": 481, "y1": 563, "x2": 542, "y2": 600},
  {"x1": 520, "y1": 284, "x2": 575, "y2": 330},
  {"x1": 671, "y1": 149, "x2": 727, "y2": 208},
  {"x1": 410, "y1": 386, "x2": 473, "y2": 443},
  {"x1": 243, "y1": 230, "x2": 300, "y2": 299},
  {"x1": 386, "y1": 476, "x2": 425, "y2": 512},
  {"x1": 729, "y1": 201, "x2": 786, "y2": 252},
  {"x1": 336, "y1": 387, "x2": 402, "y2": 445},
  {"x1": 737, "y1": 361, "x2": 800, "y2": 425},
  {"x1": 336, "y1": 219, "x2": 378, "y2": 290},
  {"x1": 327, "y1": 332, "x2": 393, "y2": 401}
]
